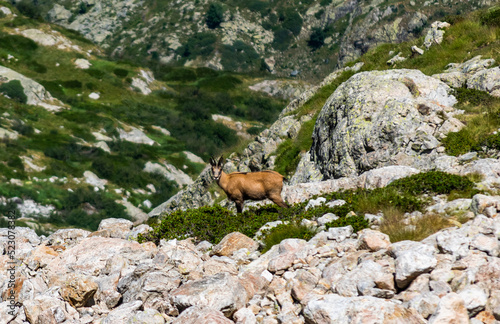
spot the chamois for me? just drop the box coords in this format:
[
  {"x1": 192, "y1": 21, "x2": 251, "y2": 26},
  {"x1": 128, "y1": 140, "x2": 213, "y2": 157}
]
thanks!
[{"x1": 209, "y1": 156, "x2": 289, "y2": 213}]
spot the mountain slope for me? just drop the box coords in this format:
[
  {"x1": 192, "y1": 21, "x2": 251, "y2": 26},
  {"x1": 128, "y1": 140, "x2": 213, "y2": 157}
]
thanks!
[
  {"x1": 32, "y1": 0, "x2": 496, "y2": 81},
  {"x1": 0, "y1": 3, "x2": 287, "y2": 232}
]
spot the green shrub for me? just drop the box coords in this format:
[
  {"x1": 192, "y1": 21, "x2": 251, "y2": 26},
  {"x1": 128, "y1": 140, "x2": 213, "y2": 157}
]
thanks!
[
  {"x1": 27, "y1": 60, "x2": 47, "y2": 74},
  {"x1": 62, "y1": 80, "x2": 83, "y2": 89},
  {"x1": 206, "y1": 3, "x2": 224, "y2": 29},
  {"x1": 243, "y1": 0, "x2": 269, "y2": 14},
  {"x1": 308, "y1": 27, "x2": 325, "y2": 50},
  {"x1": 281, "y1": 8, "x2": 303, "y2": 36},
  {"x1": 454, "y1": 87, "x2": 494, "y2": 108},
  {"x1": 162, "y1": 68, "x2": 197, "y2": 82},
  {"x1": 247, "y1": 126, "x2": 264, "y2": 135},
  {"x1": 480, "y1": 6, "x2": 500, "y2": 27},
  {"x1": 442, "y1": 129, "x2": 477, "y2": 156},
  {"x1": 387, "y1": 171, "x2": 475, "y2": 195},
  {"x1": 261, "y1": 222, "x2": 317, "y2": 252},
  {"x1": 113, "y1": 68, "x2": 129, "y2": 78},
  {"x1": 178, "y1": 33, "x2": 217, "y2": 59},
  {"x1": 85, "y1": 68, "x2": 106, "y2": 79},
  {"x1": 138, "y1": 201, "x2": 351, "y2": 247},
  {"x1": 198, "y1": 74, "x2": 243, "y2": 91},
  {"x1": 15, "y1": 0, "x2": 41, "y2": 19},
  {"x1": 325, "y1": 215, "x2": 369, "y2": 233},
  {"x1": 272, "y1": 28, "x2": 293, "y2": 51},
  {"x1": 220, "y1": 41, "x2": 260, "y2": 71},
  {"x1": 0, "y1": 80, "x2": 27, "y2": 104}
]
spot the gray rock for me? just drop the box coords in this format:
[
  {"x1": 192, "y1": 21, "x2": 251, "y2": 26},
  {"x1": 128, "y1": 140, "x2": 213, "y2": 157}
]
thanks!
[
  {"x1": 424, "y1": 21, "x2": 450, "y2": 49},
  {"x1": 101, "y1": 300, "x2": 143, "y2": 324},
  {"x1": 118, "y1": 126, "x2": 156, "y2": 146},
  {"x1": 172, "y1": 306, "x2": 234, "y2": 324},
  {"x1": 0, "y1": 66, "x2": 64, "y2": 111},
  {"x1": 47, "y1": 4, "x2": 72, "y2": 24},
  {"x1": 428, "y1": 292, "x2": 468, "y2": 324},
  {"x1": 305, "y1": 197, "x2": 326, "y2": 210},
  {"x1": 170, "y1": 272, "x2": 248, "y2": 317},
  {"x1": 389, "y1": 240, "x2": 437, "y2": 289},
  {"x1": 327, "y1": 226, "x2": 353, "y2": 242},
  {"x1": 97, "y1": 218, "x2": 133, "y2": 239},
  {"x1": 458, "y1": 285, "x2": 488, "y2": 316},
  {"x1": 83, "y1": 170, "x2": 107, "y2": 189},
  {"x1": 144, "y1": 161, "x2": 193, "y2": 188},
  {"x1": 407, "y1": 292, "x2": 441, "y2": 319},
  {"x1": 317, "y1": 213, "x2": 338, "y2": 226},
  {"x1": 310, "y1": 69, "x2": 457, "y2": 179},
  {"x1": 126, "y1": 308, "x2": 165, "y2": 324},
  {"x1": 303, "y1": 293, "x2": 425, "y2": 323}
]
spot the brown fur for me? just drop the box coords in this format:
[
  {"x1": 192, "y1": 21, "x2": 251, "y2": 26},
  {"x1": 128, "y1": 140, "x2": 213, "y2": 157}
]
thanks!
[{"x1": 210, "y1": 157, "x2": 288, "y2": 213}]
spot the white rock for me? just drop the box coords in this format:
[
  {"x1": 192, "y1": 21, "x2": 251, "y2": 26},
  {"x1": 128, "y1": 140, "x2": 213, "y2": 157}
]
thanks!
[
  {"x1": 88, "y1": 92, "x2": 100, "y2": 100},
  {"x1": 75, "y1": 58, "x2": 91, "y2": 69},
  {"x1": 83, "y1": 170, "x2": 107, "y2": 189},
  {"x1": 317, "y1": 213, "x2": 338, "y2": 226},
  {"x1": 118, "y1": 127, "x2": 156, "y2": 146}
]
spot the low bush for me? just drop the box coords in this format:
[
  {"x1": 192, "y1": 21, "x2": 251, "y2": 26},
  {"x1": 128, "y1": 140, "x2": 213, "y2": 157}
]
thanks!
[
  {"x1": 480, "y1": 6, "x2": 500, "y2": 27},
  {"x1": 178, "y1": 33, "x2": 217, "y2": 59},
  {"x1": 220, "y1": 41, "x2": 260, "y2": 71},
  {"x1": 325, "y1": 214, "x2": 369, "y2": 233},
  {"x1": 272, "y1": 28, "x2": 293, "y2": 51},
  {"x1": 261, "y1": 222, "x2": 317, "y2": 252},
  {"x1": 85, "y1": 68, "x2": 106, "y2": 79},
  {"x1": 113, "y1": 68, "x2": 129, "y2": 78},
  {"x1": 387, "y1": 171, "x2": 475, "y2": 196},
  {"x1": 206, "y1": 3, "x2": 224, "y2": 29},
  {"x1": 308, "y1": 27, "x2": 326, "y2": 50},
  {"x1": 137, "y1": 200, "x2": 366, "y2": 246},
  {"x1": 0, "y1": 80, "x2": 27, "y2": 104}
]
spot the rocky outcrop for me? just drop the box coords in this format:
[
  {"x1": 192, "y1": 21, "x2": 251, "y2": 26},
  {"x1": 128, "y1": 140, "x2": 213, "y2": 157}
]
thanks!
[
  {"x1": 249, "y1": 80, "x2": 314, "y2": 101},
  {"x1": 0, "y1": 66, "x2": 65, "y2": 112},
  {"x1": 19, "y1": 29, "x2": 83, "y2": 52},
  {"x1": 310, "y1": 69, "x2": 461, "y2": 179},
  {"x1": 3, "y1": 195, "x2": 500, "y2": 323},
  {"x1": 117, "y1": 126, "x2": 156, "y2": 146},
  {"x1": 144, "y1": 161, "x2": 193, "y2": 188},
  {"x1": 433, "y1": 55, "x2": 497, "y2": 90}
]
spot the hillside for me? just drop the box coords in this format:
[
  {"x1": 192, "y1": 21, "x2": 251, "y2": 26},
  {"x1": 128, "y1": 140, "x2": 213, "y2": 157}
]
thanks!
[
  {"x1": 2, "y1": 2, "x2": 500, "y2": 324},
  {"x1": 0, "y1": 2, "x2": 289, "y2": 233},
  {"x1": 23, "y1": 0, "x2": 495, "y2": 82}
]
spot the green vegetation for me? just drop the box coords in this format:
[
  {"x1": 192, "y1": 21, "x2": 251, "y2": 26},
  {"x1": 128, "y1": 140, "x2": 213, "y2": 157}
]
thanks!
[
  {"x1": 308, "y1": 28, "x2": 326, "y2": 50},
  {"x1": 206, "y1": 3, "x2": 224, "y2": 29},
  {"x1": 137, "y1": 201, "x2": 361, "y2": 245},
  {"x1": 0, "y1": 80, "x2": 27, "y2": 104},
  {"x1": 261, "y1": 221, "x2": 317, "y2": 252},
  {"x1": 138, "y1": 171, "x2": 478, "y2": 250},
  {"x1": 380, "y1": 208, "x2": 452, "y2": 243},
  {"x1": 442, "y1": 88, "x2": 500, "y2": 156}
]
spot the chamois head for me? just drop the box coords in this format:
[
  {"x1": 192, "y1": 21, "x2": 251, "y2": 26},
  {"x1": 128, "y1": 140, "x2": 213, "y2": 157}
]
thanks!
[{"x1": 209, "y1": 156, "x2": 224, "y2": 181}]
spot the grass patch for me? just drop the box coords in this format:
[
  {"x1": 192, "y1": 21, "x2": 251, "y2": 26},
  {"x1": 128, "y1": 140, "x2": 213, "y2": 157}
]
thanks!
[{"x1": 379, "y1": 207, "x2": 452, "y2": 243}]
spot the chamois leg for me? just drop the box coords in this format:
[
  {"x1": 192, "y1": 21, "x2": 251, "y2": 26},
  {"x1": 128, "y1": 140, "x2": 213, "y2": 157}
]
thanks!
[
  {"x1": 235, "y1": 200, "x2": 244, "y2": 213},
  {"x1": 269, "y1": 194, "x2": 289, "y2": 208}
]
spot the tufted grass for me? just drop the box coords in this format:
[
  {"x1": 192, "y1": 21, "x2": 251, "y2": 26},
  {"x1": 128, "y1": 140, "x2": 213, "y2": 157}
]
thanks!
[{"x1": 379, "y1": 207, "x2": 453, "y2": 243}]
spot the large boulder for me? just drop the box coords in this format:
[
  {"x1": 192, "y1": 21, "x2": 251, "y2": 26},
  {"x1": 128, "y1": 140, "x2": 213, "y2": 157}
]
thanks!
[
  {"x1": 310, "y1": 69, "x2": 459, "y2": 179},
  {"x1": 0, "y1": 66, "x2": 65, "y2": 111},
  {"x1": 170, "y1": 272, "x2": 248, "y2": 317},
  {"x1": 302, "y1": 293, "x2": 425, "y2": 323}
]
